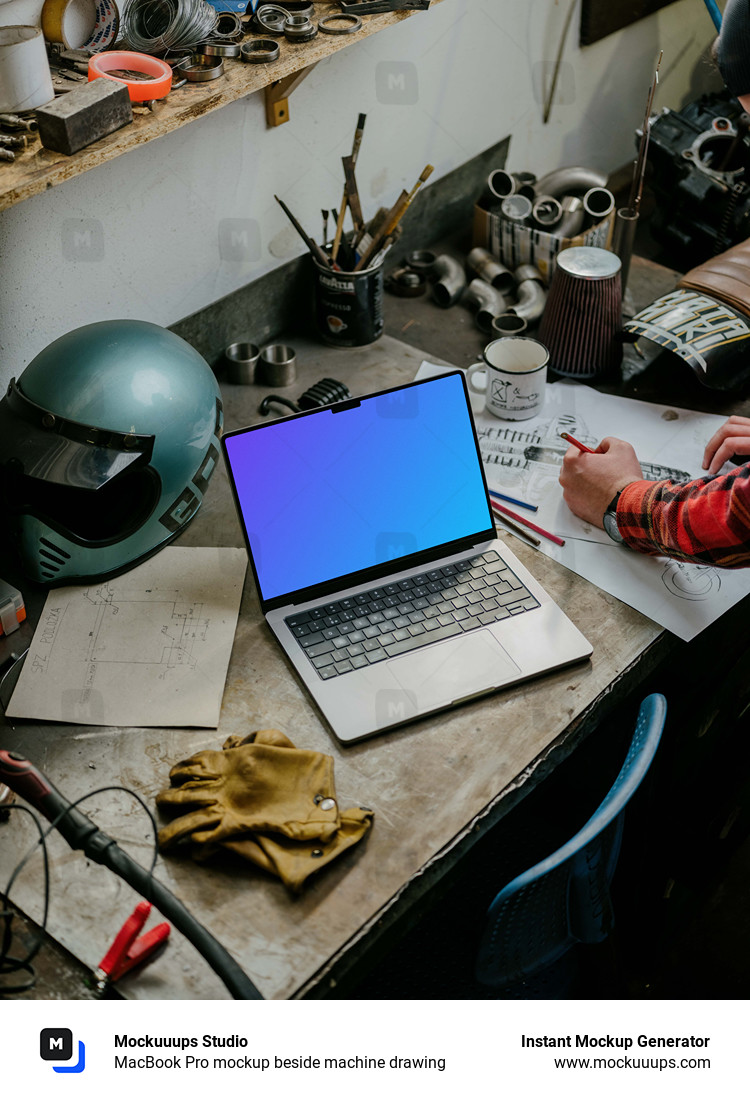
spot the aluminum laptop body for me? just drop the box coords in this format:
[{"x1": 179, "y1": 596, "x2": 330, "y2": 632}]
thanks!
[{"x1": 222, "y1": 372, "x2": 592, "y2": 744}]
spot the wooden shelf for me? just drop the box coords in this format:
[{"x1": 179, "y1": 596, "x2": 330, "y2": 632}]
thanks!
[{"x1": 0, "y1": 3, "x2": 426, "y2": 212}]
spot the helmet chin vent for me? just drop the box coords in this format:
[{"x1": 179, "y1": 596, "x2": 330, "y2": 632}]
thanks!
[{"x1": 38, "y1": 537, "x2": 70, "y2": 580}]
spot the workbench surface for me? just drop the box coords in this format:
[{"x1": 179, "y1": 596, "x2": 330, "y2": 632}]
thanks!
[{"x1": 0, "y1": 331, "x2": 674, "y2": 999}]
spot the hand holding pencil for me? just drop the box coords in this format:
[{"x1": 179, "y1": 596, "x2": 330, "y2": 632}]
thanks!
[{"x1": 559, "y1": 435, "x2": 644, "y2": 529}]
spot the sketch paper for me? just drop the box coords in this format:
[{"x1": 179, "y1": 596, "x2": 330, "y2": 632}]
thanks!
[
  {"x1": 415, "y1": 362, "x2": 750, "y2": 641},
  {"x1": 7, "y1": 547, "x2": 248, "y2": 727}
]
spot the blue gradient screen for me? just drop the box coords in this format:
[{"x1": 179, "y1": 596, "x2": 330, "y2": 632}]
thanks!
[{"x1": 224, "y1": 373, "x2": 492, "y2": 602}]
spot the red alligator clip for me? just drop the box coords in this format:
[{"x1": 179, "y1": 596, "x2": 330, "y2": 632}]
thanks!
[{"x1": 94, "y1": 900, "x2": 170, "y2": 990}]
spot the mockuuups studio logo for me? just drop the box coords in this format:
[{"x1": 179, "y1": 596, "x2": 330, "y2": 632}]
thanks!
[
  {"x1": 376, "y1": 61, "x2": 419, "y2": 105},
  {"x1": 376, "y1": 688, "x2": 418, "y2": 725},
  {"x1": 218, "y1": 218, "x2": 261, "y2": 262},
  {"x1": 375, "y1": 531, "x2": 417, "y2": 562},
  {"x1": 40, "y1": 1028, "x2": 86, "y2": 1074},
  {"x1": 376, "y1": 389, "x2": 418, "y2": 419},
  {"x1": 61, "y1": 219, "x2": 104, "y2": 262}
]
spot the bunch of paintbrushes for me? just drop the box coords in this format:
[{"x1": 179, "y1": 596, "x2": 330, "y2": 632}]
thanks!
[{"x1": 275, "y1": 113, "x2": 433, "y2": 273}]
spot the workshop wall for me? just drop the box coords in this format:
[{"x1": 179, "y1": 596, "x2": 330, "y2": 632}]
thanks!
[{"x1": 0, "y1": 0, "x2": 718, "y2": 385}]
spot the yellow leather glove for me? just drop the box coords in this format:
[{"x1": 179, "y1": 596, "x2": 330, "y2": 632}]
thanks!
[{"x1": 156, "y1": 729, "x2": 373, "y2": 892}]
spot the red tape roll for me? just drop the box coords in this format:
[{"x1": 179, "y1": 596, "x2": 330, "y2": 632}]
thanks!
[{"x1": 88, "y1": 51, "x2": 172, "y2": 102}]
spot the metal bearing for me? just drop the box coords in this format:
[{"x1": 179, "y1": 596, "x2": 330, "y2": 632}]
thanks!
[
  {"x1": 212, "y1": 11, "x2": 243, "y2": 39},
  {"x1": 284, "y1": 14, "x2": 316, "y2": 39},
  {"x1": 176, "y1": 55, "x2": 225, "y2": 82},
  {"x1": 318, "y1": 13, "x2": 362, "y2": 35},
  {"x1": 241, "y1": 39, "x2": 281, "y2": 62},
  {"x1": 256, "y1": 3, "x2": 288, "y2": 33},
  {"x1": 199, "y1": 40, "x2": 242, "y2": 57}
]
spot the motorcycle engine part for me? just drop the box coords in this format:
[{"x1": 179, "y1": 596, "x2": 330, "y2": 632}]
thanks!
[
  {"x1": 255, "y1": 4, "x2": 288, "y2": 33},
  {"x1": 36, "y1": 77, "x2": 132, "y2": 155},
  {"x1": 212, "y1": 10, "x2": 243, "y2": 39},
  {"x1": 404, "y1": 249, "x2": 436, "y2": 275},
  {"x1": 284, "y1": 14, "x2": 317, "y2": 40},
  {"x1": 645, "y1": 90, "x2": 750, "y2": 266},
  {"x1": 241, "y1": 39, "x2": 280, "y2": 62},
  {"x1": 319, "y1": 13, "x2": 362, "y2": 34}
]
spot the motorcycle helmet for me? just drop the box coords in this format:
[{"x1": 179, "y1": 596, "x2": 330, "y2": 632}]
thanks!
[{"x1": 0, "y1": 320, "x2": 223, "y2": 586}]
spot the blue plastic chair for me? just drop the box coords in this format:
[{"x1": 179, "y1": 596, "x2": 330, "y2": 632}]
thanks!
[{"x1": 475, "y1": 693, "x2": 667, "y2": 994}]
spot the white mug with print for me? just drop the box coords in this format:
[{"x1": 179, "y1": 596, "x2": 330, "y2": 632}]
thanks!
[{"x1": 466, "y1": 337, "x2": 548, "y2": 420}]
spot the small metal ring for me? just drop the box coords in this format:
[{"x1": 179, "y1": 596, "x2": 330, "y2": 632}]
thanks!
[
  {"x1": 256, "y1": 3, "x2": 288, "y2": 33},
  {"x1": 177, "y1": 56, "x2": 225, "y2": 82},
  {"x1": 241, "y1": 39, "x2": 281, "y2": 62},
  {"x1": 285, "y1": 22, "x2": 317, "y2": 40},
  {"x1": 212, "y1": 11, "x2": 243, "y2": 39},
  {"x1": 318, "y1": 13, "x2": 362, "y2": 35},
  {"x1": 199, "y1": 40, "x2": 242, "y2": 57}
]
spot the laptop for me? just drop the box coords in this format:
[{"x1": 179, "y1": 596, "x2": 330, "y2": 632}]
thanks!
[{"x1": 222, "y1": 371, "x2": 592, "y2": 743}]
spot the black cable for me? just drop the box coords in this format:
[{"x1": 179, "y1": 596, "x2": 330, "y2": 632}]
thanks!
[{"x1": 0, "y1": 804, "x2": 50, "y2": 994}]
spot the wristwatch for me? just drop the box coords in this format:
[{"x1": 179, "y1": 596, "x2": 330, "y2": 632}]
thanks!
[{"x1": 603, "y1": 490, "x2": 625, "y2": 544}]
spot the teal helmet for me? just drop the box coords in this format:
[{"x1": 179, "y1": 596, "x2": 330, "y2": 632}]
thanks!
[{"x1": 0, "y1": 320, "x2": 222, "y2": 586}]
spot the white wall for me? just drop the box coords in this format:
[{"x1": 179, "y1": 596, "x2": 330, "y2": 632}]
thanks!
[{"x1": 0, "y1": 0, "x2": 719, "y2": 387}]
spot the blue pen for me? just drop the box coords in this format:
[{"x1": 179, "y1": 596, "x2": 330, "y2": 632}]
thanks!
[{"x1": 488, "y1": 489, "x2": 538, "y2": 513}]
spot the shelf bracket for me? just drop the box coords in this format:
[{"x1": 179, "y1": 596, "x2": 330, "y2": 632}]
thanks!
[{"x1": 265, "y1": 63, "x2": 319, "y2": 127}]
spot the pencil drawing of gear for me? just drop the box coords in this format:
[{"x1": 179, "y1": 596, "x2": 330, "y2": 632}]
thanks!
[{"x1": 661, "y1": 561, "x2": 721, "y2": 600}]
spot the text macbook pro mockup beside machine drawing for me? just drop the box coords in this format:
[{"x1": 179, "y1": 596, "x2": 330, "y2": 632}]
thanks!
[{"x1": 222, "y1": 372, "x2": 592, "y2": 743}]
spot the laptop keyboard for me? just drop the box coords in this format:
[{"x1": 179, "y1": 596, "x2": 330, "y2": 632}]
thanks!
[{"x1": 284, "y1": 550, "x2": 539, "y2": 680}]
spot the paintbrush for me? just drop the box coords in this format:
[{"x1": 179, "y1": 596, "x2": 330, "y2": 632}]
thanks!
[
  {"x1": 332, "y1": 112, "x2": 367, "y2": 264},
  {"x1": 355, "y1": 163, "x2": 434, "y2": 271},
  {"x1": 274, "y1": 194, "x2": 331, "y2": 268}
]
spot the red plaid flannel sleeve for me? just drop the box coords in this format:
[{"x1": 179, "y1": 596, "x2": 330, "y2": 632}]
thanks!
[{"x1": 617, "y1": 464, "x2": 750, "y2": 567}]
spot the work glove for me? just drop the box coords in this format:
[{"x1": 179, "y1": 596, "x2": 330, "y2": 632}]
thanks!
[{"x1": 156, "y1": 728, "x2": 373, "y2": 891}]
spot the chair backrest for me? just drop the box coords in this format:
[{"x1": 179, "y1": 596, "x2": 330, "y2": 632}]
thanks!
[{"x1": 475, "y1": 693, "x2": 667, "y2": 988}]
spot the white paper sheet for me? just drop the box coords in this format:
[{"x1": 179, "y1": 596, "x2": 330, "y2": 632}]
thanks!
[
  {"x1": 415, "y1": 361, "x2": 750, "y2": 641},
  {"x1": 7, "y1": 546, "x2": 248, "y2": 727}
]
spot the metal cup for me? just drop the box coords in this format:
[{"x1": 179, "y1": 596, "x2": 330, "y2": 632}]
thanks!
[{"x1": 224, "y1": 342, "x2": 260, "y2": 384}]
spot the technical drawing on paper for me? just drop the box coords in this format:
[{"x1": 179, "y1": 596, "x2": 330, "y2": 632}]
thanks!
[
  {"x1": 82, "y1": 581, "x2": 209, "y2": 676},
  {"x1": 661, "y1": 562, "x2": 722, "y2": 601},
  {"x1": 476, "y1": 413, "x2": 691, "y2": 504},
  {"x1": 5, "y1": 546, "x2": 248, "y2": 728}
]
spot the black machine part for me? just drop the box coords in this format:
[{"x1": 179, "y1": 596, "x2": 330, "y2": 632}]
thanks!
[
  {"x1": 645, "y1": 91, "x2": 750, "y2": 267},
  {"x1": 259, "y1": 377, "x2": 351, "y2": 417}
]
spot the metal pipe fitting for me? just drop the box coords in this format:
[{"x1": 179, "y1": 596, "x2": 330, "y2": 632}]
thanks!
[
  {"x1": 557, "y1": 195, "x2": 585, "y2": 238},
  {"x1": 491, "y1": 313, "x2": 528, "y2": 338},
  {"x1": 464, "y1": 279, "x2": 507, "y2": 334},
  {"x1": 431, "y1": 254, "x2": 467, "y2": 308},
  {"x1": 509, "y1": 278, "x2": 547, "y2": 324},
  {"x1": 531, "y1": 194, "x2": 563, "y2": 228},
  {"x1": 533, "y1": 166, "x2": 608, "y2": 198},
  {"x1": 487, "y1": 169, "x2": 536, "y2": 200},
  {"x1": 405, "y1": 249, "x2": 437, "y2": 276},
  {"x1": 501, "y1": 194, "x2": 533, "y2": 224},
  {"x1": 514, "y1": 264, "x2": 544, "y2": 285},
  {"x1": 466, "y1": 247, "x2": 514, "y2": 293},
  {"x1": 582, "y1": 186, "x2": 615, "y2": 222}
]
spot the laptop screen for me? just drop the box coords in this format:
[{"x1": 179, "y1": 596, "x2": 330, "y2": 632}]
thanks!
[{"x1": 223, "y1": 372, "x2": 493, "y2": 603}]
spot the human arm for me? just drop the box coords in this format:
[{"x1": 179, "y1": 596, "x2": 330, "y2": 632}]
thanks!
[{"x1": 560, "y1": 433, "x2": 750, "y2": 566}]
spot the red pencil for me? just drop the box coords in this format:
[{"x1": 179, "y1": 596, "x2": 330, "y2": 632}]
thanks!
[
  {"x1": 491, "y1": 500, "x2": 566, "y2": 547},
  {"x1": 560, "y1": 432, "x2": 596, "y2": 454}
]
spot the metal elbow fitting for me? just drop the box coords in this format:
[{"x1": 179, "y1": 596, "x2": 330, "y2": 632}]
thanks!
[
  {"x1": 466, "y1": 246, "x2": 514, "y2": 293},
  {"x1": 557, "y1": 195, "x2": 585, "y2": 238},
  {"x1": 533, "y1": 166, "x2": 608, "y2": 198},
  {"x1": 509, "y1": 277, "x2": 547, "y2": 324},
  {"x1": 464, "y1": 278, "x2": 507, "y2": 333},
  {"x1": 431, "y1": 254, "x2": 467, "y2": 308}
]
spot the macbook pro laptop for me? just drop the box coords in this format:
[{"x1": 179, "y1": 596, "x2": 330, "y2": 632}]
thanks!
[{"x1": 222, "y1": 371, "x2": 592, "y2": 743}]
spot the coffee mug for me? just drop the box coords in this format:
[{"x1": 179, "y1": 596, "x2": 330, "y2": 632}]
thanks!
[{"x1": 466, "y1": 337, "x2": 548, "y2": 420}]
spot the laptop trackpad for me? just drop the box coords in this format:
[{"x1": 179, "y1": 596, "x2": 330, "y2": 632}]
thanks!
[{"x1": 389, "y1": 629, "x2": 520, "y2": 706}]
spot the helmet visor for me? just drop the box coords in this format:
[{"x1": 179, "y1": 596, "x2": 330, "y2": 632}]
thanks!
[{"x1": 0, "y1": 378, "x2": 154, "y2": 490}]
